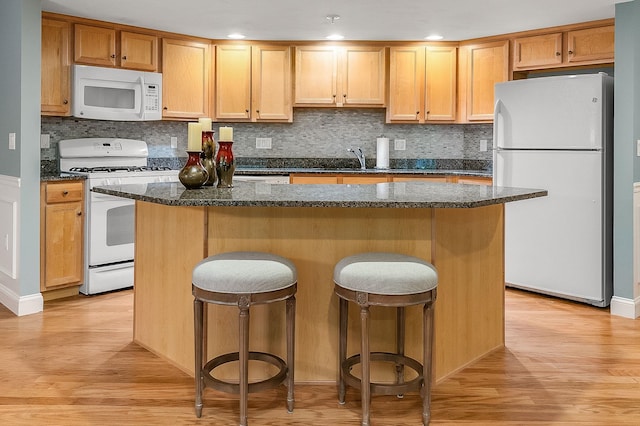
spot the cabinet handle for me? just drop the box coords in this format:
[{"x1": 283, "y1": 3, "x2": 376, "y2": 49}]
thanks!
[{"x1": 122, "y1": 55, "x2": 127, "y2": 60}]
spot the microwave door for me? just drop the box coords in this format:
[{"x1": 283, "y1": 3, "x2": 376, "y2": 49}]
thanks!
[{"x1": 74, "y1": 78, "x2": 142, "y2": 121}]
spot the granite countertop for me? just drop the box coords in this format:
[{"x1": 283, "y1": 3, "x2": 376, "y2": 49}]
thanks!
[
  {"x1": 234, "y1": 167, "x2": 492, "y2": 177},
  {"x1": 40, "y1": 173, "x2": 87, "y2": 182},
  {"x1": 92, "y1": 181, "x2": 546, "y2": 209}
]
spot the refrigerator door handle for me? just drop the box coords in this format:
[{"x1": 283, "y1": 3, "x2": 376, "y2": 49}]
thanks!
[{"x1": 493, "y1": 99, "x2": 503, "y2": 150}]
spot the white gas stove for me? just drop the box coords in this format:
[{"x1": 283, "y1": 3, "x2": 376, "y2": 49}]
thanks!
[{"x1": 58, "y1": 138, "x2": 179, "y2": 295}]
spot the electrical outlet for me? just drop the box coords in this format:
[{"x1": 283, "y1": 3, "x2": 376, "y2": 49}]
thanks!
[
  {"x1": 40, "y1": 134, "x2": 51, "y2": 149},
  {"x1": 170, "y1": 136, "x2": 178, "y2": 148},
  {"x1": 394, "y1": 139, "x2": 406, "y2": 151},
  {"x1": 480, "y1": 139, "x2": 488, "y2": 152},
  {"x1": 9, "y1": 133, "x2": 16, "y2": 150},
  {"x1": 256, "y1": 137, "x2": 272, "y2": 149}
]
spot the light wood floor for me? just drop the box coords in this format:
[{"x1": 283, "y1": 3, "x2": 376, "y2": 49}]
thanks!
[{"x1": 1, "y1": 288, "x2": 639, "y2": 425}]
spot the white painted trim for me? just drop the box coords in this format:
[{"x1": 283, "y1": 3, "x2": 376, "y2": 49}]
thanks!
[
  {"x1": 609, "y1": 295, "x2": 640, "y2": 319},
  {"x1": 0, "y1": 283, "x2": 43, "y2": 316},
  {"x1": 0, "y1": 174, "x2": 21, "y2": 188}
]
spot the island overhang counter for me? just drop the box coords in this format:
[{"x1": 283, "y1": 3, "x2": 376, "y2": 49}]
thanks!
[{"x1": 93, "y1": 181, "x2": 546, "y2": 384}]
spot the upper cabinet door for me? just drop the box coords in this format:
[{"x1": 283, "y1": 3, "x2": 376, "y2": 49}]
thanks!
[
  {"x1": 567, "y1": 25, "x2": 615, "y2": 64},
  {"x1": 120, "y1": 31, "x2": 158, "y2": 71},
  {"x1": 162, "y1": 38, "x2": 211, "y2": 119},
  {"x1": 294, "y1": 46, "x2": 338, "y2": 105},
  {"x1": 215, "y1": 44, "x2": 252, "y2": 121},
  {"x1": 425, "y1": 46, "x2": 457, "y2": 121},
  {"x1": 341, "y1": 46, "x2": 386, "y2": 106},
  {"x1": 387, "y1": 46, "x2": 425, "y2": 122},
  {"x1": 463, "y1": 40, "x2": 509, "y2": 122},
  {"x1": 252, "y1": 45, "x2": 292, "y2": 122},
  {"x1": 74, "y1": 24, "x2": 117, "y2": 67},
  {"x1": 41, "y1": 18, "x2": 71, "y2": 116},
  {"x1": 513, "y1": 33, "x2": 563, "y2": 70}
]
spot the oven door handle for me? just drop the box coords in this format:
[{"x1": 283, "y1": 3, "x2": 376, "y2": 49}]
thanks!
[{"x1": 90, "y1": 191, "x2": 131, "y2": 203}]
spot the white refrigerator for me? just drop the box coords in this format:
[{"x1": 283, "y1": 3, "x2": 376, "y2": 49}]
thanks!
[{"x1": 493, "y1": 73, "x2": 613, "y2": 307}]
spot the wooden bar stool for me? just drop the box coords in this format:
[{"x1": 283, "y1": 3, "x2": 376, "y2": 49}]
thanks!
[
  {"x1": 333, "y1": 252, "x2": 438, "y2": 426},
  {"x1": 192, "y1": 251, "x2": 297, "y2": 426}
]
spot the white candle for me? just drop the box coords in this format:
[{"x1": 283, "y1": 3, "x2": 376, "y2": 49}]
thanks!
[
  {"x1": 188, "y1": 122, "x2": 203, "y2": 151},
  {"x1": 219, "y1": 126, "x2": 233, "y2": 141},
  {"x1": 198, "y1": 117, "x2": 212, "y2": 132}
]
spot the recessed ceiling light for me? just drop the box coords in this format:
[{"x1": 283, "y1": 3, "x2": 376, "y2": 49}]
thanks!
[
  {"x1": 326, "y1": 14, "x2": 340, "y2": 24},
  {"x1": 227, "y1": 33, "x2": 246, "y2": 39},
  {"x1": 326, "y1": 34, "x2": 344, "y2": 40},
  {"x1": 425, "y1": 34, "x2": 444, "y2": 41}
]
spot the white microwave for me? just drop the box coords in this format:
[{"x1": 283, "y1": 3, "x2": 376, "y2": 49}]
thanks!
[{"x1": 72, "y1": 65, "x2": 162, "y2": 121}]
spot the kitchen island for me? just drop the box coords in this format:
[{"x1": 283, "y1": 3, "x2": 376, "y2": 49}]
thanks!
[{"x1": 94, "y1": 181, "x2": 545, "y2": 383}]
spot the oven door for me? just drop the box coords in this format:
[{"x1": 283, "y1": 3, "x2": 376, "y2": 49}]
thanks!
[{"x1": 88, "y1": 191, "x2": 135, "y2": 266}]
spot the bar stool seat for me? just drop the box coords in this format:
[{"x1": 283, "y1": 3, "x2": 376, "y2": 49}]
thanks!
[
  {"x1": 333, "y1": 252, "x2": 438, "y2": 426},
  {"x1": 192, "y1": 251, "x2": 297, "y2": 426}
]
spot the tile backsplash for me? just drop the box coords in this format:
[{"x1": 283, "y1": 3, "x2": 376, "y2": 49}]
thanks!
[{"x1": 41, "y1": 108, "x2": 492, "y2": 171}]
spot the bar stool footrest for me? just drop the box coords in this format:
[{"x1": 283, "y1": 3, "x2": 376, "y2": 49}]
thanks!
[
  {"x1": 342, "y1": 352, "x2": 424, "y2": 396},
  {"x1": 203, "y1": 351, "x2": 288, "y2": 394}
]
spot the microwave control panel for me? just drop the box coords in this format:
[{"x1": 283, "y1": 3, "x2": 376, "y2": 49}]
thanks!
[{"x1": 144, "y1": 84, "x2": 160, "y2": 112}]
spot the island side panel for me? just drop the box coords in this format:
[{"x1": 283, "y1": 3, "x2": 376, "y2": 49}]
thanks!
[
  {"x1": 206, "y1": 206, "x2": 433, "y2": 383},
  {"x1": 432, "y1": 204, "x2": 505, "y2": 380},
  {"x1": 133, "y1": 201, "x2": 206, "y2": 374}
]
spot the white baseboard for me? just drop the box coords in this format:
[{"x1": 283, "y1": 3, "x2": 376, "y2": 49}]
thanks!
[
  {"x1": 609, "y1": 295, "x2": 640, "y2": 319},
  {"x1": 0, "y1": 283, "x2": 43, "y2": 316}
]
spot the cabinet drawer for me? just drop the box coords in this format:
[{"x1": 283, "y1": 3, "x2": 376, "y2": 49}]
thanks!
[{"x1": 45, "y1": 181, "x2": 84, "y2": 203}]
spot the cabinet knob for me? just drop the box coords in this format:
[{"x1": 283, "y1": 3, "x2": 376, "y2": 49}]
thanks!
[
  {"x1": 416, "y1": 111, "x2": 420, "y2": 115},
  {"x1": 111, "y1": 54, "x2": 116, "y2": 58},
  {"x1": 62, "y1": 191, "x2": 69, "y2": 196},
  {"x1": 343, "y1": 94, "x2": 346, "y2": 98},
  {"x1": 63, "y1": 99, "x2": 68, "y2": 105},
  {"x1": 555, "y1": 52, "x2": 561, "y2": 56},
  {"x1": 163, "y1": 106, "x2": 168, "y2": 110},
  {"x1": 77, "y1": 211, "x2": 82, "y2": 216},
  {"x1": 568, "y1": 50, "x2": 574, "y2": 55},
  {"x1": 122, "y1": 55, "x2": 127, "y2": 60}
]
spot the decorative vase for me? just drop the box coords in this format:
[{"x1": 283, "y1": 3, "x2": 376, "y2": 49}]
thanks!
[
  {"x1": 201, "y1": 131, "x2": 217, "y2": 186},
  {"x1": 215, "y1": 141, "x2": 236, "y2": 188},
  {"x1": 179, "y1": 151, "x2": 209, "y2": 189}
]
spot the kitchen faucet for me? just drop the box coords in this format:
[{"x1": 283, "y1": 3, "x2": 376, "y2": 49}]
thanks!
[{"x1": 347, "y1": 147, "x2": 366, "y2": 170}]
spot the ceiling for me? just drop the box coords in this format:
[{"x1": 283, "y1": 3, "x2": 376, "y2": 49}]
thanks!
[{"x1": 41, "y1": 0, "x2": 626, "y2": 42}]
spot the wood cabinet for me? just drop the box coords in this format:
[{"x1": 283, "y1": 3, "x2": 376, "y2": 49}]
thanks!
[
  {"x1": 289, "y1": 173, "x2": 490, "y2": 184},
  {"x1": 162, "y1": 38, "x2": 211, "y2": 120},
  {"x1": 513, "y1": 25, "x2": 614, "y2": 70},
  {"x1": 566, "y1": 25, "x2": 615, "y2": 64},
  {"x1": 74, "y1": 24, "x2": 158, "y2": 71},
  {"x1": 459, "y1": 40, "x2": 509, "y2": 122},
  {"x1": 387, "y1": 46, "x2": 457, "y2": 123},
  {"x1": 294, "y1": 45, "x2": 385, "y2": 107},
  {"x1": 119, "y1": 31, "x2": 158, "y2": 71},
  {"x1": 215, "y1": 44, "x2": 292, "y2": 122},
  {"x1": 41, "y1": 18, "x2": 71, "y2": 116},
  {"x1": 40, "y1": 180, "x2": 84, "y2": 299}
]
